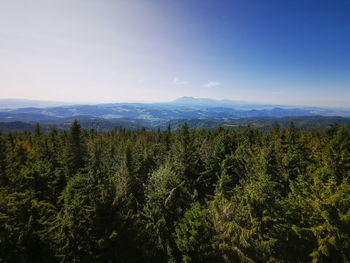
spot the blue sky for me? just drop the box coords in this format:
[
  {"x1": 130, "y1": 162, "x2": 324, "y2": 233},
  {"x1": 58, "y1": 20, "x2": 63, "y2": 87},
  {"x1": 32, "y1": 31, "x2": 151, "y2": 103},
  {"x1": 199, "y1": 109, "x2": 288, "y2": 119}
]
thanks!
[{"x1": 0, "y1": 0, "x2": 350, "y2": 107}]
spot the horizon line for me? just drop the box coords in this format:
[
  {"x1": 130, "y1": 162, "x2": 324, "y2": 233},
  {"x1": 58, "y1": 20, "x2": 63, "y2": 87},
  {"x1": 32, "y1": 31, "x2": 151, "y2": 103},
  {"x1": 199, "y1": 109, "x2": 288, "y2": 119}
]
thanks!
[{"x1": 1, "y1": 96, "x2": 350, "y2": 110}]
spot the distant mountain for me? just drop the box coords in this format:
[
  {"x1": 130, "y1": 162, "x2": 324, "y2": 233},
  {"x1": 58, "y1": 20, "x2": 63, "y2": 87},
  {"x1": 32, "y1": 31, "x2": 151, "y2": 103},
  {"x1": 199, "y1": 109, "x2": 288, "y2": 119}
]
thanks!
[
  {"x1": 168, "y1": 97, "x2": 350, "y2": 114},
  {"x1": 0, "y1": 99, "x2": 77, "y2": 109},
  {"x1": 169, "y1": 96, "x2": 226, "y2": 107},
  {"x1": 0, "y1": 97, "x2": 349, "y2": 126},
  {"x1": 0, "y1": 104, "x2": 316, "y2": 124},
  {"x1": 156, "y1": 116, "x2": 350, "y2": 130},
  {"x1": 168, "y1": 96, "x2": 269, "y2": 109}
]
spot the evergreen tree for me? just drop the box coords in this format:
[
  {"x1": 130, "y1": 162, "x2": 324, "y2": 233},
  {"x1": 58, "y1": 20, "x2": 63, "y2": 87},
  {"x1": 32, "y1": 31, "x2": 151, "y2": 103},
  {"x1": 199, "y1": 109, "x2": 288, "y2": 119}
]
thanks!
[
  {"x1": 1, "y1": 123, "x2": 350, "y2": 262},
  {"x1": 66, "y1": 120, "x2": 87, "y2": 176},
  {"x1": 0, "y1": 132, "x2": 7, "y2": 186}
]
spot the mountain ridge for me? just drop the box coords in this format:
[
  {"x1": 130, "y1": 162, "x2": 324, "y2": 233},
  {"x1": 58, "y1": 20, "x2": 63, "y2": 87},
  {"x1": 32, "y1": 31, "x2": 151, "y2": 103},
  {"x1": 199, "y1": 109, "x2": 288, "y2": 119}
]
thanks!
[{"x1": 1, "y1": 97, "x2": 350, "y2": 125}]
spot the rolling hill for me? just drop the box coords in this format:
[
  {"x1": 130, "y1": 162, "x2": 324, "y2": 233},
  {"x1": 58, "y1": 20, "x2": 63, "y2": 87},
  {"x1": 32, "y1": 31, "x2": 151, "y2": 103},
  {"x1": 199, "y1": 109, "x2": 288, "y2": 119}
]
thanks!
[{"x1": 0, "y1": 97, "x2": 350, "y2": 132}]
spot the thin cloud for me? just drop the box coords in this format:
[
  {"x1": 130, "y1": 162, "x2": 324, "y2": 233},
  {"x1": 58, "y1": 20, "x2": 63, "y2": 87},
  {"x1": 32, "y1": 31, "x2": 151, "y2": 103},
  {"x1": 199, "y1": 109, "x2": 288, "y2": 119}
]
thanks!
[
  {"x1": 172, "y1": 77, "x2": 189, "y2": 85},
  {"x1": 203, "y1": 81, "x2": 221, "y2": 88}
]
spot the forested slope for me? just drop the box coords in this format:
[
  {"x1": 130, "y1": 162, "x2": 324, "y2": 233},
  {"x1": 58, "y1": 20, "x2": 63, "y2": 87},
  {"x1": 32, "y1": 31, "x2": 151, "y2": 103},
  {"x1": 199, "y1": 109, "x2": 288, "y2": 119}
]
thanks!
[{"x1": 1, "y1": 121, "x2": 350, "y2": 262}]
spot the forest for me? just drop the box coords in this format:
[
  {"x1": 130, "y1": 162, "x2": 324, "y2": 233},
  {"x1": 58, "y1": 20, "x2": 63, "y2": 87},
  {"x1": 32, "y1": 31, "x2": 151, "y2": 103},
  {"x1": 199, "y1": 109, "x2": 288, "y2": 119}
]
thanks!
[{"x1": 0, "y1": 121, "x2": 350, "y2": 263}]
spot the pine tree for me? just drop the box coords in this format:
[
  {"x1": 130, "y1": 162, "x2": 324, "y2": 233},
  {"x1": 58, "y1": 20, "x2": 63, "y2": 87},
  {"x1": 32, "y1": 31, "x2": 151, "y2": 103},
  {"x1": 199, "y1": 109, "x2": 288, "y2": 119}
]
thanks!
[
  {"x1": 173, "y1": 123, "x2": 203, "y2": 192},
  {"x1": 66, "y1": 120, "x2": 87, "y2": 176},
  {"x1": 0, "y1": 132, "x2": 7, "y2": 186}
]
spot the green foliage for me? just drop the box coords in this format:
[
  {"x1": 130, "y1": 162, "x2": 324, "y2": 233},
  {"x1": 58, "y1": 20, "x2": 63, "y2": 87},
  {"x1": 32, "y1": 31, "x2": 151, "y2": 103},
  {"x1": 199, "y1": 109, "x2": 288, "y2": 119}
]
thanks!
[
  {"x1": 0, "y1": 122, "x2": 350, "y2": 262},
  {"x1": 285, "y1": 172, "x2": 350, "y2": 262},
  {"x1": 65, "y1": 120, "x2": 87, "y2": 176},
  {"x1": 0, "y1": 189, "x2": 56, "y2": 262},
  {"x1": 175, "y1": 202, "x2": 215, "y2": 262},
  {"x1": 142, "y1": 165, "x2": 191, "y2": 261}
]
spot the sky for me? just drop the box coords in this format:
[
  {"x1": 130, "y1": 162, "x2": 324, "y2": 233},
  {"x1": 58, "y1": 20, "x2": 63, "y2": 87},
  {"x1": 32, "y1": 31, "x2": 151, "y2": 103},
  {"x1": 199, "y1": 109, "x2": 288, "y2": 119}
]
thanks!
[{"x1": 0, "y1": 0, "x2": 350, "y2": 107}]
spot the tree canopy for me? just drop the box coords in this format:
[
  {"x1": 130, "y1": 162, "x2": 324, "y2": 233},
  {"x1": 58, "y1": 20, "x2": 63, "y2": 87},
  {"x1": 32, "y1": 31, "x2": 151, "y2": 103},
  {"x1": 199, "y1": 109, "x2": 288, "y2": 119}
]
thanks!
[{"x1": 0, "y1": 122, "x2": 350, "y2": 262}]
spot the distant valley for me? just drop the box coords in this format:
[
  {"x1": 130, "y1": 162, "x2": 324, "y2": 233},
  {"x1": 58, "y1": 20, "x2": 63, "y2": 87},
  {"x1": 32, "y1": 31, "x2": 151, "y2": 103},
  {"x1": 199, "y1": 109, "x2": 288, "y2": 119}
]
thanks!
[{"x1": 0, "y1": 97, "x2": 350, "y2": 131}]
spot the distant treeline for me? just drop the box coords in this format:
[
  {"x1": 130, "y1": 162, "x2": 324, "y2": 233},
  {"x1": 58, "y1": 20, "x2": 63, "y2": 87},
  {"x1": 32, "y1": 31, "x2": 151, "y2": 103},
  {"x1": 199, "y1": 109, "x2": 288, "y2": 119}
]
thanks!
[
  {"x1": 1, "y1": 115, "x2": 350, "y2": 133},
  {"x1": 0, "y1": 121, "x2": 350, "y2": 262}
]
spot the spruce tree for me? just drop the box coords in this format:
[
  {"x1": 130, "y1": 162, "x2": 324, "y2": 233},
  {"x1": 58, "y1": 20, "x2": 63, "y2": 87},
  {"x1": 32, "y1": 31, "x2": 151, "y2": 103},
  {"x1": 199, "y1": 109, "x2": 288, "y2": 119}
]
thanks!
[{"x1": 66, "y1": 120, "x2": 87, "y2": 176}]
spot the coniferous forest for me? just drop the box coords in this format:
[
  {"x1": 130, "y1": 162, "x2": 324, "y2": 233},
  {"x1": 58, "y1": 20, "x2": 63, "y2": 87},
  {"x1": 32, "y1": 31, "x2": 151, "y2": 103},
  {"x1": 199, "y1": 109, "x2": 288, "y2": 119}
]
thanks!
[{"x1": 1, "y1": 121, "x2": 350, "y2": 263}]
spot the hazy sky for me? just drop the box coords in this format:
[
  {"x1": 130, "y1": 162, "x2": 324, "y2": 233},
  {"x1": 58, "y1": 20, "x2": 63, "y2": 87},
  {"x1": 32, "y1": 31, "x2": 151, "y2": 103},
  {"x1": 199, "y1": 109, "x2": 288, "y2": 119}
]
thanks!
[{"x1": 1, "y1": 0, "x2": 350, "y2": 107}]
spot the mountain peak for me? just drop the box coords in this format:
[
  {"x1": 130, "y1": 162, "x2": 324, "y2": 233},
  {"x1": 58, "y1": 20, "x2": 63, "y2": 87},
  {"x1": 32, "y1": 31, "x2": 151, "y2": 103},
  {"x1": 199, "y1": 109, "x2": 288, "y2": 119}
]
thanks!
[
  {"x1": 170, "y1": 96, "x2": 219, "y2": 105},
  {"x1": 172, "y1": 96, "x2": 197, "y2": 101}
]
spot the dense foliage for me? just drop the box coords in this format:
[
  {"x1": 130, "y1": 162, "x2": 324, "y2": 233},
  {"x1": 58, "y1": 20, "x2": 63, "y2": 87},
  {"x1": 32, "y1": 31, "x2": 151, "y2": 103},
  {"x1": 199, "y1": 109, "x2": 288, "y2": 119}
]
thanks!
[{"x1": 1, "y1": 121, "x2": 350, "y2": 262}]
